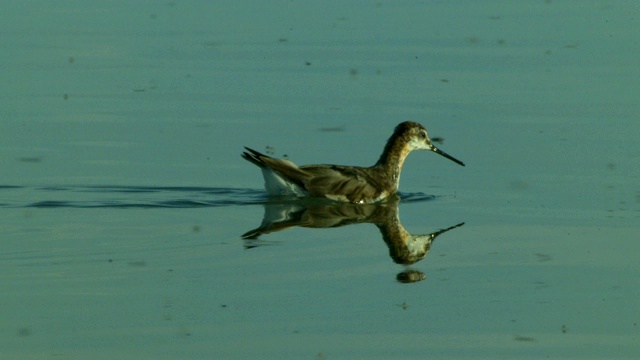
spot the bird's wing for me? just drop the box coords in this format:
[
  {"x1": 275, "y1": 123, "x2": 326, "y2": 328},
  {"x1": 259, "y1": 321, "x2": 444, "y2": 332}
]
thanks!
[
  {"x1": 300, "y1": 165, "x2": 384, "y2": 203},
  {"x1": 242, "y1": 147, "x2": 386, "y2": 203}
]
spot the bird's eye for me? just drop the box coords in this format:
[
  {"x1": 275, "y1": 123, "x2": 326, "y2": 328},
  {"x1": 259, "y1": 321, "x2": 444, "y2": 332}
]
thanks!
[{"x1": 420, "y1": 131, "x2": 427, "y2": 139}]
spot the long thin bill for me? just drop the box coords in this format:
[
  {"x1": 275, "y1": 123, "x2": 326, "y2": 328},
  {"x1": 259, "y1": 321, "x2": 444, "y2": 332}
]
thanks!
[{"x1": 432, "y1": 146, "x2": 465, "y2": 166}]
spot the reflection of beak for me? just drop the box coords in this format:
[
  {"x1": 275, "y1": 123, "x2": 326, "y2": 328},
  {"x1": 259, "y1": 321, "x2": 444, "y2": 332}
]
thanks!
[{"x1": 431, "y1": 145, "x2": 465, "y2": 167}]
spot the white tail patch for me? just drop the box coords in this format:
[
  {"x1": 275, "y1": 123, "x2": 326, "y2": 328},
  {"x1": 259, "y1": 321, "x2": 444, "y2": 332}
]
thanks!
[{"x1": 261, "y1": 168, "x2": 307, "y2": 196}]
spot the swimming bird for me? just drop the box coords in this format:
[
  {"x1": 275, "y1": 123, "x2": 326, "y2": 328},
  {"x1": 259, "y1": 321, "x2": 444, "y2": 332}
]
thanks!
[{"x1": 242, "y1": 121, "x2": 464, "y2": 204}]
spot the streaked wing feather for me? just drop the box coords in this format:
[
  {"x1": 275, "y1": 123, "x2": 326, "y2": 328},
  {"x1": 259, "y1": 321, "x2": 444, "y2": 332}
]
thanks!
[
  {"x1": 301, "y1": 165, "x2": 382, "y2": 203},
  {"x1": 243, "y1": 147, "x2": 388, "y2": 203}
]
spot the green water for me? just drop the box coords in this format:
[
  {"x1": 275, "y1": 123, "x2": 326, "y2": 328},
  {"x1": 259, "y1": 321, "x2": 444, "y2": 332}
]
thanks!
[{"x1": 2, "y1": 1, "x2": 639, "y2": 359}]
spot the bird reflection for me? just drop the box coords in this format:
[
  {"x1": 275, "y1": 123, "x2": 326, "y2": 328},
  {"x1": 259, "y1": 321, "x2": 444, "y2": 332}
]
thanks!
[{"x1": 242, "y1": 195, "x2": 464, "y2": 283}]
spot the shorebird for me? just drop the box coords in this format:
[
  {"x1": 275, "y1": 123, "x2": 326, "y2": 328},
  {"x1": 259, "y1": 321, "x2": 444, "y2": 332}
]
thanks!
[{"x1": 242, "y1": 121, "x2": 464, "y2": 204}]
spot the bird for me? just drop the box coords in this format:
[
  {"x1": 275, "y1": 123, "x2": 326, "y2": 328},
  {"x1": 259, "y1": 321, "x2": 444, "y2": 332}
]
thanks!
[{"x1": 242, "y1": 121, "x2": 464, "y2": 204}]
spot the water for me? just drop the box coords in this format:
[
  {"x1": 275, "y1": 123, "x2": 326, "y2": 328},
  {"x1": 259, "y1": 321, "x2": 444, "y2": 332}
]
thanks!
[{"x1": 2, "y1": 1, "x2": 639, "y2": 359}]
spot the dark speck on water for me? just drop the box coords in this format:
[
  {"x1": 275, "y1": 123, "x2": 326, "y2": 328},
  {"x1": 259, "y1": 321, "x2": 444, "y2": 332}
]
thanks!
[
  {"x1": 431, "y1": 136, "x2": 445, "y2": 144},
  {"x1": 18, "y1": 157, "x2": 42, "y2": 163},
  {"x1": 514, "y1": 335, "x2": 536, "y2": 342}
]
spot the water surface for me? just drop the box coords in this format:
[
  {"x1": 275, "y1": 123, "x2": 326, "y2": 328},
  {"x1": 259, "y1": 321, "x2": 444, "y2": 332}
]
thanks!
[{"x1": 2, "y1": 1, "x2": 639, "y2": 359}]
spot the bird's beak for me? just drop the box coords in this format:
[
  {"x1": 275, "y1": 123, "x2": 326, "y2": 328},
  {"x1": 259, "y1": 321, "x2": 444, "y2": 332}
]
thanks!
[{"x1": 430, "y1": 145, "x2": 465, "y2": 166}]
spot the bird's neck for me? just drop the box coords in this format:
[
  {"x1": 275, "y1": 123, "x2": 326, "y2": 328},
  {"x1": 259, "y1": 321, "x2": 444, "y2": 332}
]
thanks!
[{"x1": 374, "y1": 136, "x2": 411, "y2": 190}]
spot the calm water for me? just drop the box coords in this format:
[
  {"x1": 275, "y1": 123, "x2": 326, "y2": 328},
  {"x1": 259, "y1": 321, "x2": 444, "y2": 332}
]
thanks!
[{"x1": 2, "y1": 1, "x2": 639, "y2": 359}]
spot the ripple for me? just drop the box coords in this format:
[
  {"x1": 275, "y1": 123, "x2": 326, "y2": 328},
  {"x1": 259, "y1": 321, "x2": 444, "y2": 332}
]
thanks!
[
  {"x1": 398, "y1": 191, "x2": 437, "y2": 203},
  {"x1": 1, "y1": 185, "x2": 439, "y2": 208},
  {"x1": 1, "y1": 186, "x2": 266, "y2": 208}
]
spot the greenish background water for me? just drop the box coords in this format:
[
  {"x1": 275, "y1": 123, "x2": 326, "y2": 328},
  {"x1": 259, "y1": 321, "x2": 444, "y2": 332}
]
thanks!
[{"x1": 2, "y1": 1, "x2": 639, "y2": 359}]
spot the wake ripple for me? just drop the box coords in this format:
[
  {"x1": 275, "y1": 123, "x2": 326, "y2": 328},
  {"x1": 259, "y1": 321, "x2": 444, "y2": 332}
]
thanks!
[
  {"x1": 0, "y1": 185, "x2": 437, "y2": 209},
  {"x1": 2, "y1": 186, "x2": 266, "y2": 209}
]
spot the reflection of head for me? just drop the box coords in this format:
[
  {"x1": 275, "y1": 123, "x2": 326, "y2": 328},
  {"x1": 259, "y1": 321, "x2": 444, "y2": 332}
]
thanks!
[
  {"x1": 378, "y1": 221, "x2": 464, "y2": 265},
  {"x1": 377, "y1": 220, "x2": 435, "y2": 265}
]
